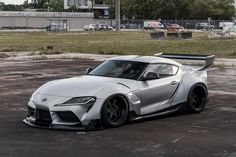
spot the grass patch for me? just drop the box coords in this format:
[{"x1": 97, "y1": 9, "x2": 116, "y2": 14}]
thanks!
[{"x1": 0, "y1": 31, "x2": 235, "y2": 58}]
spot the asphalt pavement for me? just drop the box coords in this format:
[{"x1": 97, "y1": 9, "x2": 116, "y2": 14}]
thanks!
[{"x1": 0, "y1": 59, "x2": 235, "y2": 157}]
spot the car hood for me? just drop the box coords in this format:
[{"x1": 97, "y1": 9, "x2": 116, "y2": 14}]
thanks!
[{"x1": 35, "y1": 75, "x2": 138, "y2": 98}]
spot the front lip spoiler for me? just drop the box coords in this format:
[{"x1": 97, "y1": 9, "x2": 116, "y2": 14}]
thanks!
[{"x1": 23, "y1": 117, "x2": 101, "y2": 131}]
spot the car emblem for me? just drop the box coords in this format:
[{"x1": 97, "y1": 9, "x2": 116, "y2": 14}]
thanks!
[{"x1": 42, "y1": 98, "x2": 47, "y2": 102}]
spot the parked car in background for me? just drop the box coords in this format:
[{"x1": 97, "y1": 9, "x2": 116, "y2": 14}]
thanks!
[
  {"x1": 195, "y1": 22, "x2": 215, "y2": 31},
  {"x1": 46, "y1": 22, "x2": 68, "y2": 31},
  {"x1": 99, "y1": 24, "x2": 114, "y2": 31},
  {"x1": 84, "y1": 24, "x2": 96, "y2": 31},
  {"x1": 166, "y1": 24, "x2": 184, "y2": 31},
  {"x1": 84, "y1": 24, "x2": 113, "y2": 31},
  {"x1": 144, "y1": 21, "x2": 164, "y2": 30}
]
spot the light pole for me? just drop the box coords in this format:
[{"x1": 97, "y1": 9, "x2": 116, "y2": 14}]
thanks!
[
  {"x1": 115, "y1": 0, "x2": 120, "y2": 31},
  {"x1": 109, "y1": 0, "x2": 112, "y2": 26}
]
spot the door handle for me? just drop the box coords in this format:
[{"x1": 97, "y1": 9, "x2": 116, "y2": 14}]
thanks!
[{"x1": 170, "y1": 81, "x2": 177, "y2": 85}]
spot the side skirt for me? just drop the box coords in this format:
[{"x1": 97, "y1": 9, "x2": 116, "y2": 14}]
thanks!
[{"x1": 129, "y1": 103, "x2": 185, "y2": 121}]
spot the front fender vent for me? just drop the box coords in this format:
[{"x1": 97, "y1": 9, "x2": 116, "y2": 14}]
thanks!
[{"x1": 117, "y1": 82, "x2": 130, "y2": 89}]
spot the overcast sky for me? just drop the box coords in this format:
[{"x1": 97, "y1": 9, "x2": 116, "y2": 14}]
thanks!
[{"x1": 0, "y1": 0, "x2": 25, "y2": 5}]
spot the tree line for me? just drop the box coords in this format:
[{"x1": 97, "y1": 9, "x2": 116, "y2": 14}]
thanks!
[
  {"x1": 0, "y1": 0, "x2": 235, "y2": 20},
  {"x1": 121, "y1": 0, "x2": 235, "y2": 20}
]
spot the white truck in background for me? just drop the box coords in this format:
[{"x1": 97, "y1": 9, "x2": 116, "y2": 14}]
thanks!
[
  {"x1": 219, "y1": 22, "x2": 234, "y2": 30},
  {"x1": 143, "y1": 21, "x2": 164, "y2": 30}
]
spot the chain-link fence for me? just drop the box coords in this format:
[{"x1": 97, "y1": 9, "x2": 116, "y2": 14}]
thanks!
[
  {"x1": 118, "y1": 19, "x2": 234, "y2": 29},
  {"x1": 0, "y1": 16, "x2": 234, "y2": 31}
]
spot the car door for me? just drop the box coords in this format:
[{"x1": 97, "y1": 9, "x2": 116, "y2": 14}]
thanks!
[{"x1": 138, "y1": 63, "x2": 180, "y2": 115}]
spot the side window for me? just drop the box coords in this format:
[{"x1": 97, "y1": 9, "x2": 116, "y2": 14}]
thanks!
[{"x1": 144, "y1": 64, "x2": 178, "y2": 79}]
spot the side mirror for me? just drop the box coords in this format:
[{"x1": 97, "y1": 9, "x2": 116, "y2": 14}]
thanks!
[
  {"x1": 142, "y1": 72, "x2": 159, "y2": 81},
  {"x1": 85, "y1": 68, "x2": 93, "y2": 75}
]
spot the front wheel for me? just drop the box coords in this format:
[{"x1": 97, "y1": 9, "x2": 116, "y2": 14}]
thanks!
[
  {"x1": 187, "y1": 84, "x2": 207, "y2": 113},
  {"x1": 101, "y1": 95, "x2": 129, "y2": 128}
]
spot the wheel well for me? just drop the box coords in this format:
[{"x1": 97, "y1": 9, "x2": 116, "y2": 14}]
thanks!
[
  {"x1": 100, "y1": 94, "x2": 130, "y2": 127},
  {"x1": 101, "y1": 94, "x2": 130, "y2": 114},
  {"x1": 190, "y1": 83, "x2": 207, "y2": 97}
]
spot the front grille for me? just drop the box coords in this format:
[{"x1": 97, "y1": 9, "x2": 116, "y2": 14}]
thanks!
[
  {"x1": 35, "y1": 108, "x2": 52, "y2": 126},
  {"x1": 57, "y1": 111, "x2": 80, "y2": 122}
]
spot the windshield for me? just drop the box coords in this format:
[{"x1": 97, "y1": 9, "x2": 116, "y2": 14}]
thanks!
[{"x1": 89, "y1": 60, "x2": 148, "y2": 80}]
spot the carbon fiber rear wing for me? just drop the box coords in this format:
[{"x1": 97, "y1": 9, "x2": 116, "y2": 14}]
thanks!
[{"x1": 155, "y1": 53, "x2": 215, "y2": 71}]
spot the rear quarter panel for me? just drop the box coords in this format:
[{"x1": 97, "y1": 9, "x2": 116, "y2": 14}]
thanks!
[{"x1": 172, "y1": 67, "x2": 207, "y2": 105}]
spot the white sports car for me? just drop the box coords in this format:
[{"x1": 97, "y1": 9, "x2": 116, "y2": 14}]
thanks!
[{"x1": 23, "y1": 53, "x2": 215, "y2": 130}]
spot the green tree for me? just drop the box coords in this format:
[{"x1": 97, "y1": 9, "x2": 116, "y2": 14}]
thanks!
[
  {"x1": 65, "y1": 5, "x2": 83, "y2": 12},
  {"x1": 2, "y1": 4, "x2": 23, "y2": 11},
  {"x1": 210, "y1": 0, "x2": 235, "y2": 19},
  {"x1": 120, "y1": 0, "x2": 235, "y2": 20},
  {"x1": 0, "y1": 2, "x2": 4, "y2": 11},
  {"x1": 49, "y1": 0, "x2": 64, "y2": 12},
  {"x1": 31, "y1": 0, "x2": 50, "y2": 9}
]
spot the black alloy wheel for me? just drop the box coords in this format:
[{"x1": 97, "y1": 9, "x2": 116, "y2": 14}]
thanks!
[
  {"x1": 187, "y1": 84, "x2": 207, "y2": 113},
  {"x1": 101, "y1": 95, "x2": 128, "y2": 128}
]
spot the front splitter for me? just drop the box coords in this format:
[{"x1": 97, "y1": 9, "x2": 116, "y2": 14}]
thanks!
[{"x1": 23, "y1": 118, "x2": 99, "y2": 131}]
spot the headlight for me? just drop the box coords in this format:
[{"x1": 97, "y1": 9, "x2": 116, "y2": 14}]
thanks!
[{"x1": 55, "y1": 96, "x2": 96, "y2": 106}]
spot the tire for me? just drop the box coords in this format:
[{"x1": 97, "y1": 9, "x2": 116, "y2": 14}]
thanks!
[
  {"x1": 101, "y1": 95, "x2": 129, "y2": 128},
  {"x1": 187, "y1": 84, "x2": 207, "y2": 113}
]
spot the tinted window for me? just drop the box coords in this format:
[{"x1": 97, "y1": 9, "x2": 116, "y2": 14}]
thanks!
[
  {"x1": 89, "y1": 60, "x2": 148, "y2": 80},
  {"x1": 143, "y1": 64, "x2": 178, "y2": 79}
]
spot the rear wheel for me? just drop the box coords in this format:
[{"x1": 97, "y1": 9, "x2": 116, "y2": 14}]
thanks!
[
  {"x1": 101, "y1": 95, "x2": 128, "y2": 128},
  {"x1": 187, "y1": 84, "x2": 207, "y2": 113}
]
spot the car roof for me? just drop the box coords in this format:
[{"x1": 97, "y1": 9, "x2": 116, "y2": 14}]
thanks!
[{"x1": 108, "y1": 55, "x2": 181, "y2": 66}]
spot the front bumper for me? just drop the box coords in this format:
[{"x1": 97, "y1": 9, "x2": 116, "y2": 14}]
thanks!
[
  {"x1": 23, "y1": 117, "x2": 89, "y2": 131},
  {"x1": 23, "y1": 106, "x2": 103, "y2": 131}
]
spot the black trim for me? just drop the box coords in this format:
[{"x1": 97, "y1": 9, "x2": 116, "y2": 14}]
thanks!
[
  {"x1": 23, "y1": 118, "x2": 102, "y2": 131},
  {"x1": 117, "y1": 82, "x2": 130, "y2": 89},
  {"x1": 155, "y1": 53, "x2": 215, "y2": 71},
  {"x1": 141, "y1": 103, "x2": 182, "y2": 117},
  {"x1": 169, "y1": 83, "x2": 180, "y2": 99},
  {"x1": 157, "y1": 53, "x2": 215, "y2": 60},
  {"x1": 129, "y1": 103, "x2": 185, "y2": 122},
  {"x1": 28, "y1": 106, "x2": 35, "y2": 117},
  {"x1": 56, "y1": 111, "x2": 80, "y2": 122},
  {"x1": 35, "y1": 108, "x2": 52, "y2": 127}
]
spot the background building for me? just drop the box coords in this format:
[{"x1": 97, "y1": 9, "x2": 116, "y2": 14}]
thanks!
[
  {"x1": 64, "y1": 0, "x2": 109, "y2": 18},
  {"x1": 64, "y1": 0, "x2": 92, "y2": 9},
  {"x1": 0, "y1": 11, "x2": 94, "y2": 30}
]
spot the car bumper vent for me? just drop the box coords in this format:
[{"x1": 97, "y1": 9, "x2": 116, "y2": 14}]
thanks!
[
  {"x1": 28, "y1": 106, "x2": 35, "y2": 117},
  {"x1": 56, "y1": 111, "x2": 80, "y2": 122},
  {"x1": 35, "y1": 108, "x2": 52, "y2": 126}
]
